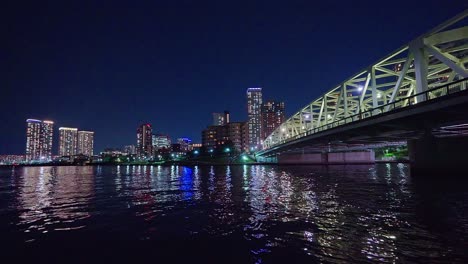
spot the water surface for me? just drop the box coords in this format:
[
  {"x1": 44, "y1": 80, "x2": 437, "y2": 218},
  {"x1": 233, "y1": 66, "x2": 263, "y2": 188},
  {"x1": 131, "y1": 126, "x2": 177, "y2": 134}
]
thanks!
[{"x1": 0, "y1": 164, "x2": 467, "y2": 263}]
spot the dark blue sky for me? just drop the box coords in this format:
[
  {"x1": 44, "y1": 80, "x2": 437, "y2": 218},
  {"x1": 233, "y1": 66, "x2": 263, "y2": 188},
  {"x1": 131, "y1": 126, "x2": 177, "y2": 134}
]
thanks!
[{"x1": 1, "y1": 0, "x2": 465, "y2": 154}]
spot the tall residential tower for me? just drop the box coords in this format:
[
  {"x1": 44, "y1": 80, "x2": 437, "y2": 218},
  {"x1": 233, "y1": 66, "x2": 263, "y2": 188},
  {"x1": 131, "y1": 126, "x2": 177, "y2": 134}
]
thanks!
[
  {"x1": 25, "y1": 119, "x2": 54, "y2": 162},
  {"x1": 59, "y1": 127, "x2": 78, "y2": 156},
  {"x1": 261, "y1": 101, "x2": 285, "y2": 140},
  {"x1": 247, "y1": 88, "x2": 263, "y2": 151},
  {"x1": 77, "y1": 131, "x2": 94, "y2": 156},
  {"x1": 137, "y1": 124, "x2": 153, "y2": 157}
]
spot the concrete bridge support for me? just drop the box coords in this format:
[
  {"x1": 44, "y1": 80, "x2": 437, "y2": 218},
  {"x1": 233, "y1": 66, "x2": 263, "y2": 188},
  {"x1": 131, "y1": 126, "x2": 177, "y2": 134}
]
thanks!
[
  {"x1": 277, "y1": 151, "x2": 375, "y2": 165},
  {"x1": 408, "y1": 135, "x2": 468, "y2": 176}
]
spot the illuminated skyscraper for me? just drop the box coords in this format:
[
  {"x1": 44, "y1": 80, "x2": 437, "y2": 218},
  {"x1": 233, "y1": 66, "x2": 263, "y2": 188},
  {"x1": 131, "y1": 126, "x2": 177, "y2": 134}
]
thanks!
[
  {"x1": 59, "y1": 127, "x2": 78, "y2": 156},
  {"x1": 77, "y1": 131, "x2": 94, "y2": 156},
  {"x1": 247, "y1": 87, "x2": 263, "y2": 150},
  {"x1": 137, "y1": 124, "x2": 153, "y2": 157},
  {"x1": 25, "y1": 119, "x2": 42, "y2": 161},
  {"x1": 25, "y1": 119, "x2": 54, "y2": 162},
  {"x1": 40, "y1": 120, "x2": 54, "y2": 160},
  {"x1": 261, "y1": 101, "x2": 285, "y2": 140}
]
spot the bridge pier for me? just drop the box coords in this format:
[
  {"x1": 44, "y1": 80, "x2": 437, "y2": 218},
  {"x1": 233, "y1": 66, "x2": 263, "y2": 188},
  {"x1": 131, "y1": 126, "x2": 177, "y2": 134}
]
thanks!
[
  {"x1": 408, "y1": 135, "x2": 468, "y2": 177},
  {"x1": 276, "y1": 151, "x2": 375, "y2": 165}
]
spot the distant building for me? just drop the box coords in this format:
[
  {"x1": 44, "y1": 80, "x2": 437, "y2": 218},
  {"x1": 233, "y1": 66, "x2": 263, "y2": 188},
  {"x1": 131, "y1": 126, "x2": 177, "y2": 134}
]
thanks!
[
  {"x1": 25, "y1": 119, "x2": 54, "y2": 162},
  {"x1": 247, "y1": 88, "x2": 262, "y2": 150},
  {"x1": 0, "y1": 155, "x2": 24, "y2": 165},
  {"x1": 77, "y1": 131, "x2": 94, "y2": 156},
  {"x1": 191, "y1": 143, "x2": 202, "y2": 150},
  {"x1": 227, "y1": 122, "x2": 246, "y2": 152},
  {"x1": 177, "y1": 138, "x2": 192, "y2": 152},
  {"x1": 153, "y1": 134, "x2": 171, "y2": 151},
  {"x1": 123, "y1": 145, "x2": 136, "y2": 155},
  {"x1": 41, "y1": 121, "x2": 54, "y2": 160},
  {"x1": 202, "y1": 125, "x2": 227, "y2": 151},
  {"x1": 137, "y1": 124, "x2": 153, "y2": 157},
  {"x1": 59, "y1": 127, "x2": 78, "y2": 156},
  {"x1": 201, "y1": 122, "x2": 247, "y2": 153},
  {"x1": 171, "y1": 143, "x2": 181, "y2": 152},
  {"x1": 261, "y1": 101, "x2": 285, "y2": 140},
  {"x1": 212, "y1": 111, "x2": 230, "y2": 126}
]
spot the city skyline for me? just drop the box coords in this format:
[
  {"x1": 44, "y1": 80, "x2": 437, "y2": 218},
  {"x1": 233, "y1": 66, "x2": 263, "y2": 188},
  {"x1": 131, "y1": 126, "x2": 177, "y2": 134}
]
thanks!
[{"x1": 2, "y1": 1, "x2": 461, "y2": 154}]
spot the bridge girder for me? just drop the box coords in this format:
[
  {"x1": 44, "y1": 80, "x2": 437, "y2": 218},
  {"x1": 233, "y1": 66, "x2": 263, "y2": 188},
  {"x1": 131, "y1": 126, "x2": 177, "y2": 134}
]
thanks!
[{"x1": 262, "y1": 10, "x2": 468, "y2": 151}]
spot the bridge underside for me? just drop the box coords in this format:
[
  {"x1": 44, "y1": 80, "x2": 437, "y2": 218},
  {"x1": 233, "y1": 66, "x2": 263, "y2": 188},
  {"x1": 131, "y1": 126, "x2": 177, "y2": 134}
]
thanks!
[{"x1": 258, "y1": 88, "x2": 468, "y2": 157}]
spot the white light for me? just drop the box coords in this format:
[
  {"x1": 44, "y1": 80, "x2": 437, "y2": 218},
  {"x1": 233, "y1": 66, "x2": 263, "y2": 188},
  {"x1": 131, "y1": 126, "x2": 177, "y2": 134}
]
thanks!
[
  {"x1": 302, "y1": 126, "x2": 305, "y2": 129},
  {"x1": 377, "y1": 93, "x2": 382, "y2": 98},
  {"x1": 357, "y1": 85, "x2": 363, "y2": 91},
  {"x1": 304, "y1": 115, "x2": 309, "y2": 119},
  {"x1": 281, "y1": 128, "x2": 285, "y2": 132},
  {"x1": 327, "y1": 114, "x2": 332, "y2": 119}
]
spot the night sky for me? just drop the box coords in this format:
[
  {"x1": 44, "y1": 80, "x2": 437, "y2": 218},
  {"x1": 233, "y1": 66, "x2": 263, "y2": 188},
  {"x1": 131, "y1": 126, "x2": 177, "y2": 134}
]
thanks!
[{"x1": 2, "y1": 0, "x2": 465, "y2": 154}]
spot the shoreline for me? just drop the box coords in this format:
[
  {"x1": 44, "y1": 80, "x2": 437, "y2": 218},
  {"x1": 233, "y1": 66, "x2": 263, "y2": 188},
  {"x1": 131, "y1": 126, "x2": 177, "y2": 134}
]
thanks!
[{"x1": 0, "y1": 159, "x2": 410, "y2": 168}]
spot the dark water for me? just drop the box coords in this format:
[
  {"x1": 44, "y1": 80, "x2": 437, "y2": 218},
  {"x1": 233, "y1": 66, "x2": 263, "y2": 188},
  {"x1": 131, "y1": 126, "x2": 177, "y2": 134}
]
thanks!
[{"x1": 0, "y1": 164, "x2": 467, "y2": 263}]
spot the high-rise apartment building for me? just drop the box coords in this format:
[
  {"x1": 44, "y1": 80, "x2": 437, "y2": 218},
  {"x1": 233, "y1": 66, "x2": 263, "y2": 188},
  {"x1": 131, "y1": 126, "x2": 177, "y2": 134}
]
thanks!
[
  {"x1": 40, "y1": 121, "x2": 54, "y2": 160},
  {"x1": 247, "y1": 87, "x2": 263, "y2": 150},
  {"x1": 26, "y1": 119, "x2": 42, "y2": 161},
  {"x1": 59, "y1": 127, "x2": 78, "y2": 156},
  {"x1": 212, "y1": 111, "x2": 230, "y2": 126},
  {"x1": 77, "y1": 131, "x2": 94, "y2": 156},
  {"x1": 137, "y1": 124, "x2": 153, "y2": 157},
  {"x1": 25, "y1": 119, "x2": 54, "y2": 162},
  {"x1": 261, "y1": 101, "x2": 285, "y2": 140}
]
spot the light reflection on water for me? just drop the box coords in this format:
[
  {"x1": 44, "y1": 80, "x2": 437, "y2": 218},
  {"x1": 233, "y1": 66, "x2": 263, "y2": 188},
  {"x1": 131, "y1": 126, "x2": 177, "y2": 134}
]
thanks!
[{"x1": 0, "y1": 164, "x2": 467, "y2": 263}]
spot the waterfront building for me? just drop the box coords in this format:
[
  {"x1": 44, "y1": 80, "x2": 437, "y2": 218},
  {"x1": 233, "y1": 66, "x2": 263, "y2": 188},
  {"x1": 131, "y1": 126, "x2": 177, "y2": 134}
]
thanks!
[
  {"x1": 177, "y1": 137, "x2": 192, "y2": 152},
  {"x1": 247, "y1": 88, "x2": 263, "y2": 150},
  {"x1": 153, "y1": 134, "x2": 171, "y2": 151},
  {"x1": 0, "y1": 155, "x2": 25, "y2": 165},
  {"x1": 123, "y1": 145, "x2": 136, "y2": 155},
  {"x1": 59, "y1": 127, "x2": 78, "y2": 156},
  {"x1": 25, "y1": 119, "x2": 54, "y2": 162},
  {"x1": 261, "y1": 101, "x2": 285, "y2": 140},
  {"x1": 212, "y1": 111, "x2": 230, "y2": 126},
  {"x1": 25, "y1": 119, "x2": 42, "y2": 161},
  {"x1": 201, "y1": 122, "x2": 247, "y2": 153},
  {"x1": 77, "y1": 131, "x2": 94, "y2": 156},
  {"x1": 41, "y1": 120, "x2": 54, "y2": 160},
  {"x1": 227, "y1": 122, "x2": 246, "y2": 152},
  {"x1": 137, "y1": 124, "x2": 153, "y2": 157}
]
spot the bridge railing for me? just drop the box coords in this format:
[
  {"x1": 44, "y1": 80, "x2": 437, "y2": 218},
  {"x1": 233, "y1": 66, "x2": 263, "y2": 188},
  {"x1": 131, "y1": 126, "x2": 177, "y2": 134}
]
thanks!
[{"x1": 271, "y1": 78, "x2": 468, "y2": 147}]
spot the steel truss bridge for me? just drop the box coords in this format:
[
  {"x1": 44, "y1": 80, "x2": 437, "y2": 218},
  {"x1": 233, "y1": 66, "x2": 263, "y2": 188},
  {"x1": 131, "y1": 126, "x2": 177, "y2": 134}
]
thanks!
[{"x1": 258, "y1": 11, "x2": 468, "y2": 158}]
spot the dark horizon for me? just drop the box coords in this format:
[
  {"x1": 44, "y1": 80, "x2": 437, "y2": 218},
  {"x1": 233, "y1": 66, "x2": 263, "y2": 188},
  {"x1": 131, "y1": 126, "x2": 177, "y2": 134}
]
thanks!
[{"x1": 2, "y1": 0, "x2": 464, "y2": 155}]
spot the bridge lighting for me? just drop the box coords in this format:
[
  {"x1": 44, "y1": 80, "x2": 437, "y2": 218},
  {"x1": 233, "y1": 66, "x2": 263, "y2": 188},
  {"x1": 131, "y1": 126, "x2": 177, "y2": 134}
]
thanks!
[
  {"x1": 281, "y1": 128, "x2": 286, "y2": 132},
  {"x1": 209, "y1": 149, "x2": 214, "y2": 153},
  {"x1": 304, "y1": 114, "x2": 310, "y2": 119},
  {"x1": 194, "y1": 150, "x2": 199, "y2": 155},
  {"x1": 357, "y1": 85, "x2": 363, "y2": 92},
  {"x1": 242, "y1": 155, "x2": 248, "y2": 161},
  {"x1": 327, "y1": 114, "x2": 332, "y2": 119},
  {"x1": 302, "y1": 126, "x2": 305, "y2": 129},
  {"x1": 225, "y1": 148, "x2": 231, "y2": 153},
  {"x1": 377, "y1": 93, "x2": 382, "y2": 98}
]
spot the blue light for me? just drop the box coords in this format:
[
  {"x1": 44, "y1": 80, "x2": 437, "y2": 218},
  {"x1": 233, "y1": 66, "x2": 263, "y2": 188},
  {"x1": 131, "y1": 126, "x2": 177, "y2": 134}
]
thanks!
[{"x1": 194, "y1": 150, "x2": 199, "y2": 154}]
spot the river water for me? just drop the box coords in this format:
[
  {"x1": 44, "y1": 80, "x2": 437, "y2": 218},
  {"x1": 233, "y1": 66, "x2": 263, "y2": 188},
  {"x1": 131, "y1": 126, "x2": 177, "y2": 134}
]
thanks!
[{"x1": 0, "y1": 164, "x2": 467, "y2": 263}]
